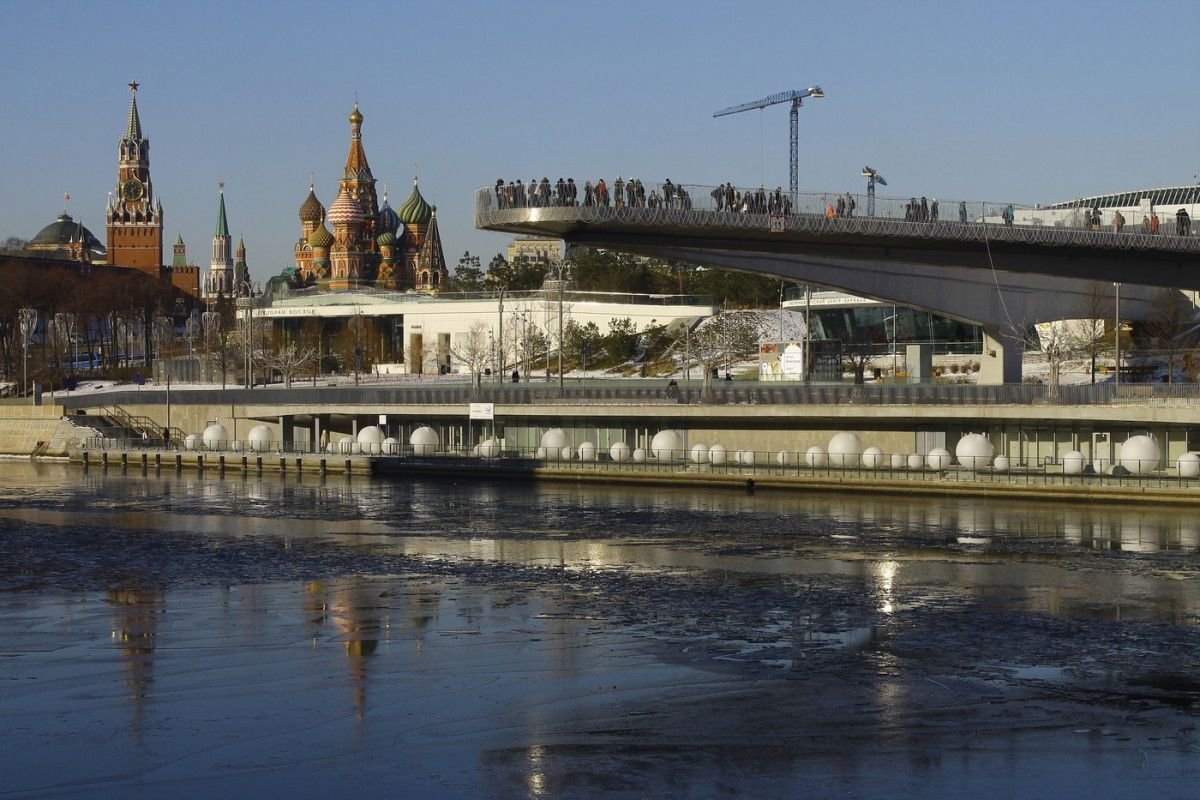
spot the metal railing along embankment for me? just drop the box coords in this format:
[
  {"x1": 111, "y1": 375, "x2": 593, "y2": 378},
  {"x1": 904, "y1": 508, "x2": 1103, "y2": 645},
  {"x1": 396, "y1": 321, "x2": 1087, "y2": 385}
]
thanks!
[{"x1": 59, "y1": 381, "x2": 1200, "y2": 411}]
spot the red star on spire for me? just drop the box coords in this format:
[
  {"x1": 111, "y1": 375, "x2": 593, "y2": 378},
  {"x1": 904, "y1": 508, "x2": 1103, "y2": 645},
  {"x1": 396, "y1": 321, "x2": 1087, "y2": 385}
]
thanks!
[{"x1": 128, "y1": 81, "x2": 139, "y2": 93}]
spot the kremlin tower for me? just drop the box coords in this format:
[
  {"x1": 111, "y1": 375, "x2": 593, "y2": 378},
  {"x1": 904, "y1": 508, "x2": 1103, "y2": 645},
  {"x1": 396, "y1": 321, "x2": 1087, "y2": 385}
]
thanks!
[
  {"x1": 106, "y1": 82, "x2": 164, "y2": 276},
  {"x1": 207, "y1": 186, "x2": 233, "y2": 296}
]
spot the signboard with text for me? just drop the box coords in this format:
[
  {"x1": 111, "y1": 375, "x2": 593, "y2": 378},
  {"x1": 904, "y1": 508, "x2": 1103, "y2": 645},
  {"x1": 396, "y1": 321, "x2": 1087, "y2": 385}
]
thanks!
[
  {"x1": 758, "y1": 341, "x2": 805, "y2": 380},
  {"x1": 469, "y1": 402, "x2": 494, "y2": 421}
]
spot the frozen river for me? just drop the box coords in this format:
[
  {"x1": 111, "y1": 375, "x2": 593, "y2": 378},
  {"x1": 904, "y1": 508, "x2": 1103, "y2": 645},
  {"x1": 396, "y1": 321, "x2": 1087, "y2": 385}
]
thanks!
[{"x1": 1, "y1": 462, "x2": 1198, "y2": 798}]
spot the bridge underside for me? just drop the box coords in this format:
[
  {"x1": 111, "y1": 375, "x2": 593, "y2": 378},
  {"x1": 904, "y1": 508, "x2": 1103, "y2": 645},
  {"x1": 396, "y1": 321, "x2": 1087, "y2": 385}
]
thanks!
[
  {"x1": 620, "y1": 246, "x2": 1162, "y2": 385},
  {"x1": 479, "y1": 210, "x2": 1191, "y2": 383},
  {"x1": 484, "y1": 213, "x2": 1200, "y2": 289}
]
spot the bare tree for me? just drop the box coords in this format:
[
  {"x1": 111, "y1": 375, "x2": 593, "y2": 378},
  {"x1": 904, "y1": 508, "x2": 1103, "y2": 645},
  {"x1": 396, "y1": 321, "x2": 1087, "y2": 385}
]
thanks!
[
  {"x1": 842, "y1": 338, "x2": 885, "y2": 385},
  {"x1": 236, "y1": 317, "x2": 272, "y2": 386},
  {"x1": 267, "y1": 328, "x2": 316, "y2": 389},
  {"x1": 681, "y1": 310, "x2": 767, "y2": 394},
  {"x1": 1142, "y1": 288, "x2": 1199, "y2": 384},
  {"x1": 450, "y1": 321, "x2": 490, "y2": 388},
  {"x1": 1072, "y1": 282, "x2": 1114, "y2": 383},
  {"x1": 296, "y1": 317, "x2": 325, "y2": 385},
  {"x1": 1027, "y1": 320, "x2": 1075, "y2": 388},
  {"x1": 334, "y1": 313, "x2": 378, "y2": 385}
]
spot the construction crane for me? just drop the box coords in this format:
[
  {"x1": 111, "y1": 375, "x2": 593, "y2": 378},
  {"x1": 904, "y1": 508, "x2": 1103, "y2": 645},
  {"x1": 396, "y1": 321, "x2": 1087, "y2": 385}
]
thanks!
[
  {"x1": 861, "y1": 166, "x2": 886, "y2": 217},
  {"x1": 713, "y1": 86, "x2": 825, "y2": 196}
]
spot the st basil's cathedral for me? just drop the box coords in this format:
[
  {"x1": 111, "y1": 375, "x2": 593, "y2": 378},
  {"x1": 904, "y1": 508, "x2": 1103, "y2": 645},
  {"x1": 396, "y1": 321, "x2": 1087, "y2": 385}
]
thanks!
[{"x1": 294, "y1": 105, "x2": 447, "y2": 293}]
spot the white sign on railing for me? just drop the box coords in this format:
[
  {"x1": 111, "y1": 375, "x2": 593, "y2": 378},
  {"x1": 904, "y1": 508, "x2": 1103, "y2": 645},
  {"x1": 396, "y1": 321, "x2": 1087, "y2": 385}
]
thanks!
[
  {"x1": 768, "y1": 213, "x2": 786, "y2": 233},
  {"x1": 469, "y1": 402, "x2": 494, "y2": 421}
]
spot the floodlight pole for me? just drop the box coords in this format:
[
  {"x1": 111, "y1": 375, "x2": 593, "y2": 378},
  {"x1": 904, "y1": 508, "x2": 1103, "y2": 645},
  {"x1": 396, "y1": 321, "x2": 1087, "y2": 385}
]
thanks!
[
  {"x1": 557, "y1": 262, "x2": 565, "y2": 392},
  {"x1": 1114, "y1": 282, "x2": 1121, "y2": 387},
  {"x1": 19, "y1": 307, "x2": 36, "y2": 399}
]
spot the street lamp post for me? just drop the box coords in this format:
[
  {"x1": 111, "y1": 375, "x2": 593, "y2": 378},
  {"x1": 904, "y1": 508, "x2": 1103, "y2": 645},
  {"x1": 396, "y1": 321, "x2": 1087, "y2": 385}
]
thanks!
[
  {"x1": 885, "y1": 306, "x2": 898, "y2": 377},
  {"x1": 1114, "y1": 282, "x2": 1121, "y2": 388},
  {"x1": 201, "y1": 310, "x2": 220, "y2": 384},
  {"x1": 685, "y1": 322, "x2": 691, "y2": 382},
  {"x1": 18, "y1": 307, "x2": 36, "y2": 399},
  {"x1": 496, "y1": 287, "x2": 505, "y2": 383},
  {"x1": 804, "y1": 284, "x2": 812, "y2": 382},
  {"x1": 238, "y1": 281, "x2": 255, "y2": 388},
  {"x1": 557, "y1": 262, "x2": 565, "y2": 391}
]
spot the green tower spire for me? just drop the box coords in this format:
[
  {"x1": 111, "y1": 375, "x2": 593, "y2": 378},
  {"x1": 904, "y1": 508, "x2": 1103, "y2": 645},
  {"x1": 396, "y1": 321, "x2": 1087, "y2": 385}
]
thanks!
[{"x1": 215, "y1": 184, "x2": 229, "y2": 237}]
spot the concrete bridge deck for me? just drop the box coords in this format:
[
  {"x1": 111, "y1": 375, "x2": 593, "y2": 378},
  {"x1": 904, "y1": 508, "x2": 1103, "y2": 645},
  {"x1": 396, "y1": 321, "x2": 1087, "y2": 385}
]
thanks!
[{"x1": 475, "y1": 184, "x2": 1200, "y2": 288}]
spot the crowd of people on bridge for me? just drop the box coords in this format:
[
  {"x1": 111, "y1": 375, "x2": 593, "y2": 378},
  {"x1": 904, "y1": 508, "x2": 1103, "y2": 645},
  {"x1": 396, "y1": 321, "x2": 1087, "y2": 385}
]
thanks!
[
  {"x1": 494, "y1": 177, "x2": 700, "y2": 210},
  {"x1": 487, "y1": 177, "x2": 1198, "y2": 241},
  {"x1": 712, "y1": 183, "x2": 794, "y2": 215},
  {"x1": 904, "y1": 197, "x2": 938, "y2": 223}
]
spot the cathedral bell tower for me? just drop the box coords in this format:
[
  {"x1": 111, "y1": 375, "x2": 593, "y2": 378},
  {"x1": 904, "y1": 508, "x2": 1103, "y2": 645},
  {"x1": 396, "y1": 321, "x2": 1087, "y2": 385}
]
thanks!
[{"x1": 106, "y1": 82, "x2": 164, "y2": 275}]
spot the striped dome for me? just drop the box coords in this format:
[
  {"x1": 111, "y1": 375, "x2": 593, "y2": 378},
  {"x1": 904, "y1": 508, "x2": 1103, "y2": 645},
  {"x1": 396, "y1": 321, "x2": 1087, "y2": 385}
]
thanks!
[
  {"x1": 398, "y1": 180, "x2": 432, "y2": 225},
  {"x1": 307, "y1": 224, "x2": 333, "y2": 249},
  {"x1": 299, "y1": 187, "x2": 324, "y2": 223},
  {"x1": 326, "y1": 187, "x2": 366, "y2": 225},
  {"x1": 376, "y1": 230, "x2": 397, "y2": 247}
]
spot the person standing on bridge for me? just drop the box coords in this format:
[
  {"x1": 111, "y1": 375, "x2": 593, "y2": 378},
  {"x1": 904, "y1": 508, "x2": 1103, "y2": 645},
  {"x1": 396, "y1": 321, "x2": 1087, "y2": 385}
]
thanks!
[
  {"x1": 835, "y1": 195, "x2": 845, "y2": 218},
  {"x1": 495, "y1": 179, "x2": 506, "y2": 209},
  {"x1": 1113, "y1": 210, "x2": 1125, "y2": 233},
  {"x1": 931, "y1": 198, "x2": 939, "y2": 222},
  {"x1": 1151, "y1": 212, "x2": 1160, "y2": 234},
  {"x1": 1177, "y1": 208, "x2": 1191, "y2": 236},
  {"x1": 920, "y1": 197, "x2": 929, "y2": 222}
]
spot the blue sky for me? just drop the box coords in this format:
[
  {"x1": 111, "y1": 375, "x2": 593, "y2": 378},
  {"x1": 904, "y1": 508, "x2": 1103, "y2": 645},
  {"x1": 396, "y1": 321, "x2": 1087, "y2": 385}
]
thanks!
[{"x1": 3, "y1": 0, "x2": 1198, "y2": 283}]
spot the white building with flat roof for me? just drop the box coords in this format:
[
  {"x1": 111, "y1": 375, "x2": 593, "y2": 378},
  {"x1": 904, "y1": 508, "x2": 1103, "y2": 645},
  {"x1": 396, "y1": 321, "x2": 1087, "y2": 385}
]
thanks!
[{"x1": 245, "y1": 288, "x2": 714, "y2": 375}]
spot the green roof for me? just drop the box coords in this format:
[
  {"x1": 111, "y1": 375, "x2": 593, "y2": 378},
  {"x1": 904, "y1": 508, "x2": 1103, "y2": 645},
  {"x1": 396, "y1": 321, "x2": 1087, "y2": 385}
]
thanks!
[
  {"x1": 215, "y1": 191, "x2": 229, "y2": 237},
  {"x1": 398, "y1": 180, "x2": 432, "y2": 225}
]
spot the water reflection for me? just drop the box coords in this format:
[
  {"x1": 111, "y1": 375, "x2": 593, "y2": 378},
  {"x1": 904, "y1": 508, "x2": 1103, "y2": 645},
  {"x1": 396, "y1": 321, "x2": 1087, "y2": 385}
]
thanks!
[
  {"x1": 305, "y1": 579, "x2": 387, "y2": 719},
  {"x1": 44, "y1": 464, "x2": 1200, "y2": 555},
  {"x1": 2, "y1": 460, "x2": 1197, "y2": 797},
  {"x1": 3, "y1": 463, "x2": 1200, "y2": 633},
  {"x1": 107, "y1": 586, "x2": 164, "y2": 738}
]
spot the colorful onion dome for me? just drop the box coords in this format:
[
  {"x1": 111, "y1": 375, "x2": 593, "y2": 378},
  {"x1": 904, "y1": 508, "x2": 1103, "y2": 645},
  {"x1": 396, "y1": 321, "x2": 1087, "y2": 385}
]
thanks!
[
  {"x1": 326, "y1": 187, "x2": 366, "y2": 225},
  {"x1": 376, "y1": 230, "x2": 396, "y2": 247},
  {"x1": 299, "y1": 186, "x2": 324, "y2": 223},
  {"x1": 398, "y1": 179, "x2": 432, "y2": 225},
  {"x1": 307, "y1": 224, "x2": 333, "y2": 249},
  {"x1": 377, "y1": 198, "x2": 400, "y2": 234}
]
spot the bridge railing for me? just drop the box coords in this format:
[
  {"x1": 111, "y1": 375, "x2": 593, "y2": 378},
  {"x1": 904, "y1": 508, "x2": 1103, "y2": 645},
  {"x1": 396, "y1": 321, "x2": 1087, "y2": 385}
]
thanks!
[
  {"x1": 59, "y1": 381, "x2": 1200, "y2": 411},
  {"x1": 475, "y1": 182, "x2": 1200, "y2": 250}
]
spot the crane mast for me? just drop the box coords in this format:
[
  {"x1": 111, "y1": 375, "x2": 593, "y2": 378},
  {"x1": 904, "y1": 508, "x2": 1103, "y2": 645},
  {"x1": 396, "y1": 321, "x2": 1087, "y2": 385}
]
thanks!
[{"x1": 714, "y1": 86, "x2": 824, "y2": 196}]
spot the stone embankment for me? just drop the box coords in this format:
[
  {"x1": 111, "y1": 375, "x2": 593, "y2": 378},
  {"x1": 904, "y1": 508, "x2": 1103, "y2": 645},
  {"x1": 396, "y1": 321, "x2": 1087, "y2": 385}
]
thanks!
[{"x1": 0, "y1": 403, "x2": 92, "y2": 458}]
